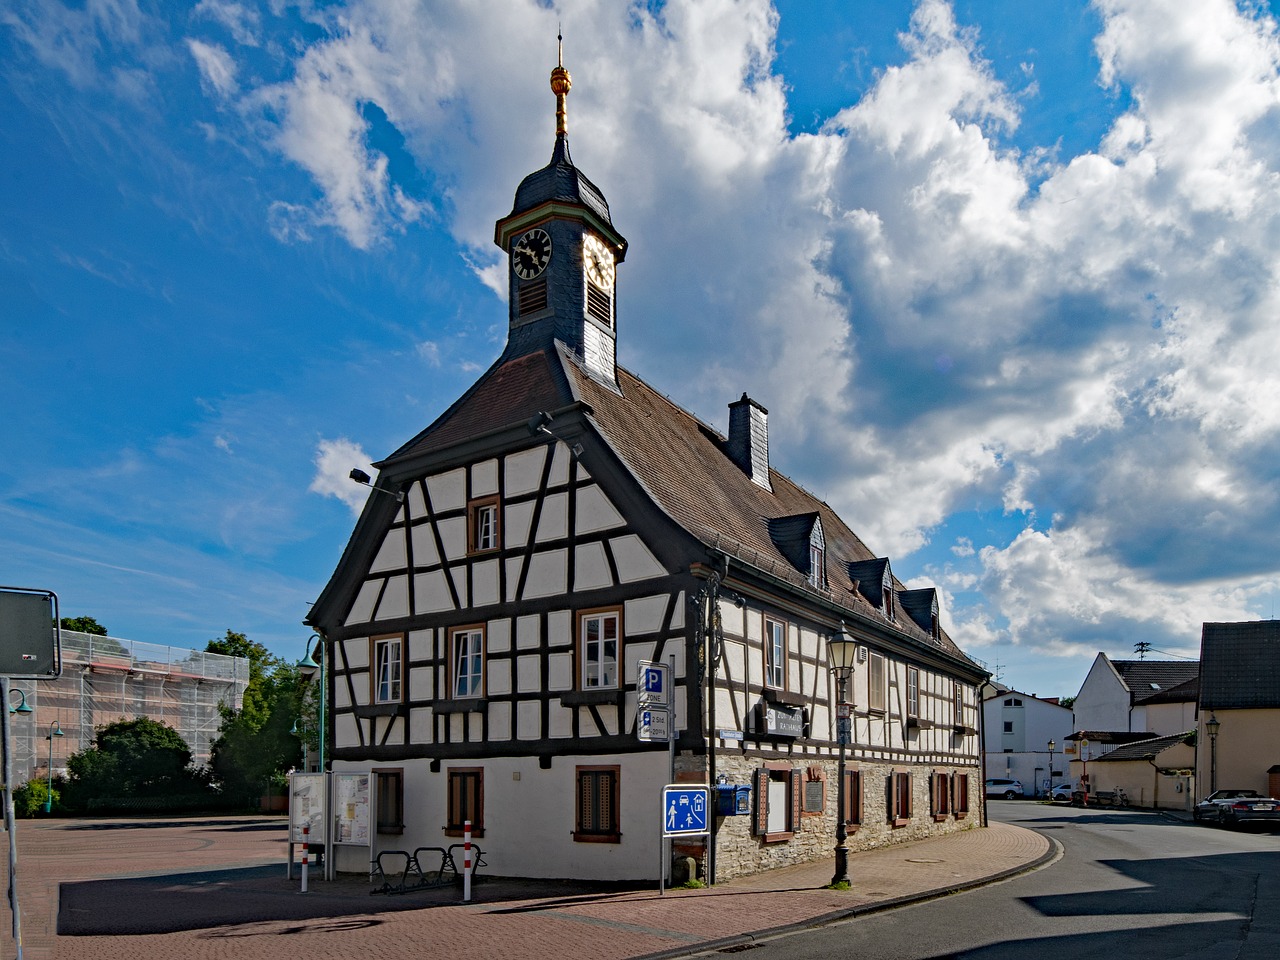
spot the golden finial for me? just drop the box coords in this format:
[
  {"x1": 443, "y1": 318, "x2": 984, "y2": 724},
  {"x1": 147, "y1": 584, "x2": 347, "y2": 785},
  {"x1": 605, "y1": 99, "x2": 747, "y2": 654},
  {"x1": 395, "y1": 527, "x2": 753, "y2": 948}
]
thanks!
[{"x1": 550, "y1": 27, "x2": 572, "y2": 139}]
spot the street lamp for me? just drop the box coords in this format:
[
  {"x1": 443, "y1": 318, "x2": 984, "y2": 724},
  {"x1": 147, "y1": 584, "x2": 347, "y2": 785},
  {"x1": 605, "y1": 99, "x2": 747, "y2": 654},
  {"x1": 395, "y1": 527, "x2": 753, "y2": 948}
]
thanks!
[
  {"x1": 45, "y1": 721, "x2": 63, "y2": 814},
  {"x1": 1047, "y1": 739, "x2": 1056, "y2": 800},
  {"x1": 828, "y1": 624, "x2": 859, "y2": 886},
  {"x1": 298, "y1": 634, "x2": 326, "y2": 772},
  {"x1": 1206, "y1": 714, "x2": 1220, "y2": 794},
  {"x1": 8, "y1": 689, "x2": 33, "y2": 715}
]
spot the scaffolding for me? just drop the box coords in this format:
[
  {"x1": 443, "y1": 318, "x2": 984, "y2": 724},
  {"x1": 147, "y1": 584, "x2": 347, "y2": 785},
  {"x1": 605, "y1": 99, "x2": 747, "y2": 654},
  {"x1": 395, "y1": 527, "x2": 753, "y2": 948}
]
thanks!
[{"x1": 6, "y1": 630, "x2": 249, "y2": 785}]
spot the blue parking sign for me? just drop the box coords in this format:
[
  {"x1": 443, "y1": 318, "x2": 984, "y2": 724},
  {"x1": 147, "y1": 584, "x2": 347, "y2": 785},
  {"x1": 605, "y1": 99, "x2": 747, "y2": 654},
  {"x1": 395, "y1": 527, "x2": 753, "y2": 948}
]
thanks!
[{"x1": 638, "y1": 660, "x2": 669, "y2": 706}]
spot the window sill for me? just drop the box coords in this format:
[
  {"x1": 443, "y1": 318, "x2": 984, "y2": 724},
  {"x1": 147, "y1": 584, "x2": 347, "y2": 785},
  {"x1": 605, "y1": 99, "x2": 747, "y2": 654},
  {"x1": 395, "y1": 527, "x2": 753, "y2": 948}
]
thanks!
[
  {"x1": 933, "y1": 814, "x2": 950, "y2": 823},
  {"x1": 560, "y1": 689, "x2": 618, "y2": 707},
  {"x1": 761, "y1": 831, "x2": 794, "y2": 844},
  {"x1": 355, "y1": 703, "x2": 403, "y2": 718},
  {"x1": 572, "y1": 832, "x2": 621, "y2": 844},
  {"x1": 377, "y1": 824, "x2": 405, "y2": 835},
  {"x1": 892, "y1": 817, "x2": 911, "y2": 828},
  {"x1": 906, "y1": 717, "x2": 935, "y2": 729},
  {"x1": 444, "y1": 827, "x2": 485, "y2": 838},
  {"x1": 434, "y1": 698, "x2": 487, "y2": 714},
  {"x1": 952, "y1": 725, "x2": 977, "y2": 735}
]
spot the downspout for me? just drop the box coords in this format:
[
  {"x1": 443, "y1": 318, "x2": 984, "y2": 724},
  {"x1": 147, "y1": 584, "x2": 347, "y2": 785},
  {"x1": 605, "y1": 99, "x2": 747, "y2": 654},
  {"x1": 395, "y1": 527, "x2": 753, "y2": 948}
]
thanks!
[
  {"x1": 978, "y1": 688, "x2": 989, "y2": 828},
  {"x1": 1147, "y1": 758, "x2": 1160, "y2": 810}
]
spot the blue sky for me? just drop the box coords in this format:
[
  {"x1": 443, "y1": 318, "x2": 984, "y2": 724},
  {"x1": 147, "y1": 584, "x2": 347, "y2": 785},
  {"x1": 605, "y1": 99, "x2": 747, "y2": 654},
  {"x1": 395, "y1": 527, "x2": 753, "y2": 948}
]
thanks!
[{"x1": 5, "y1": 0, "x2": 1280, "y2": 700}]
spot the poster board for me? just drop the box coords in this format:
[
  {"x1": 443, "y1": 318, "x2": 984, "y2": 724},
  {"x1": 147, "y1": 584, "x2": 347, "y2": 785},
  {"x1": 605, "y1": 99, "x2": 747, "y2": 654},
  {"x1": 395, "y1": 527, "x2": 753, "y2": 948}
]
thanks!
[
  {"x1": 0, "y1": 586, "x2": 61, "y2": 679},
  {"x1": 333, "y1": 772, "x2": 372, "y2": 846},
  {"x1": 289, "y1": 772, "x2": 327, "y2": 844}
]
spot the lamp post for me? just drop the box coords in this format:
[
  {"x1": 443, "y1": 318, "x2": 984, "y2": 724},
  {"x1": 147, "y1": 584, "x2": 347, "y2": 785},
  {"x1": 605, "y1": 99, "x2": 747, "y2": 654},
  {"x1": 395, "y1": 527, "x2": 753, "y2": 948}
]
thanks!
[
  {"x1": 1047, "y1": 739, "x2": 1056, "y2": 800},
  {"x1": 298, "y1": 634, "x2": 326, "y2": 772},
  {"x1": 828, "y1": 624, "x2": 859, "y2": 886},
  {"x1": 45, "y1": 721, "x2": 63, "y2": 814},
  {"x1": 291, "y1": 719, "x2": 311, "y2": 772},
  {"x1": 8, "y1": 689, "x2": 33, "y2": 716},
  {"x1": 1206, "y1": 714, "x2": 1220, "y2": 794},
  {"x1": 1079, "y1": 737, "x2": 1090, "y2": 806}
]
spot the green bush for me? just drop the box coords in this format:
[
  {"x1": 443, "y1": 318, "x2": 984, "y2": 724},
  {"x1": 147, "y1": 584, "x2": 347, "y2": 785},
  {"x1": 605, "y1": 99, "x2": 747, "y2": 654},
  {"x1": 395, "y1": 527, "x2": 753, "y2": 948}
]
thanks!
[{"x1": 12, "y1": 778, "x2": 59, "y2": 818}]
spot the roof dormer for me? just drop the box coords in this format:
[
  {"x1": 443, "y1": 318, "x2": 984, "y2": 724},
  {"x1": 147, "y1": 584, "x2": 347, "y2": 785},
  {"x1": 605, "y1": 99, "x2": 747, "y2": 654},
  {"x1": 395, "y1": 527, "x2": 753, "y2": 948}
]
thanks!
[
  {"x1": 848, "y1": 557, "x2": 895, "y2": 620},
  {"x1": 899, "y1": 587, "x2": 942, "y2": 644},
  {"x1": 767, "y1": 513, "x2": 825, "y2": 588}
]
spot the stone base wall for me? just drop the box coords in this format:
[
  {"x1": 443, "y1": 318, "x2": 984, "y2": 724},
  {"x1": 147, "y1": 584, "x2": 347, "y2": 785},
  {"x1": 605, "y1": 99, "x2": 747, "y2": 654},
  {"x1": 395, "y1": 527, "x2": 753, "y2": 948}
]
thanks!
[{"x1": 677, "y1": 754, "x2": 982, "y2": 882}]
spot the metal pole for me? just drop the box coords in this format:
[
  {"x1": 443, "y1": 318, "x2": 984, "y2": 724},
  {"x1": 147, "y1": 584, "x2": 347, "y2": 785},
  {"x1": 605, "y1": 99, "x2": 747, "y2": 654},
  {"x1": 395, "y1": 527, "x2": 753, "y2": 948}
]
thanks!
[
  {"x1": 832, "y1": 671, "x2": 850, "y2": 886},
  {"x1": 45, "y1": 727, "x2": 54, "y2": 814},
  {"x1": 2, "y1": 677, "x2": 25, "y2": 959}
]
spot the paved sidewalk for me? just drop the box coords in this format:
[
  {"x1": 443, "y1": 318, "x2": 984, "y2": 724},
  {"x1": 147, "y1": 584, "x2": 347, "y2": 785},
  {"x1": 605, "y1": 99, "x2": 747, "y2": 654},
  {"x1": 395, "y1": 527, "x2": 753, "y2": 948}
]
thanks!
[{"x1": 3, "y1": 815, "x2": 1053, "y2": 960}]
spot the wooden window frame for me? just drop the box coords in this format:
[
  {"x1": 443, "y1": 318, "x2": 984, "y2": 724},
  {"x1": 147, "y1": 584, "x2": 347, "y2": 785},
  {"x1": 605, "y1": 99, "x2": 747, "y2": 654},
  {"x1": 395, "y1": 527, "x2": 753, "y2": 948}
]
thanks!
[
  {"x1": 371, "y1": 634, "x2": 404, "y2": 704},
  {"x1": 809, "y1": 543, "x2": 825, "y2": 588},
  {"x1": 450, "y1": 625, "x2": 486, "y2": 700},
  {"x1": 577, "y1": 606, "x2": 623, "y2": 690},
  {"x1": 953, "y1": 682, "x2": 965, "y2": 726},
  {"x1": 843, "y1": 768, "x2": 863, "y2": 828},
  {"x1": 764, "y1": 616, "x2": 786, "y2": 691},
  {"x1": 868, "y1": 652, "x2": 887, "y2": 714},
  {"x1": 445, "y1": 767, "x2": 485, "y2": 838},
  {"x1": 467, "y1": 495, "x2": 501, "y2": 554},
  {"x1": 955, "y1": 773, "x2": 971, "y2": 819},
  {"x1": 906, "y1": 665, "x2": 920, "y2": 718},
  {"x1": 754, "y1": 762, "x2": 801, "y2": 843},
  {"x1": 933, "y1": 772, "x2": 952, "y2": 821},
  {"x1": 374, "y1": 767, "x2": 404, "y2": 835},
  {"x1": 574, "y1": 765, "x2": 621, "y2": 843},
  {"x1": 890, "y1": 769, "x2": 912, "y2": 827}
]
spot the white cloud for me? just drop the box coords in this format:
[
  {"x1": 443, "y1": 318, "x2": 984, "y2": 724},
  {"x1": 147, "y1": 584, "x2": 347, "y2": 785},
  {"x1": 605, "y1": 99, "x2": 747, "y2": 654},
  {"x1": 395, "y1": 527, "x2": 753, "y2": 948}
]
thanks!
[
  {"x1": 193, "y1": 0, "x2": 261, "y2": 47},
  {"x1": 187, "y1": 38, "x2": 238, "y2": 98},
  {"x1": 310, "y1": 437, "x2": 374, "y2": 516},
  {"x1": 196, "y1": 0, "x2": 1280, "y2": 679}
]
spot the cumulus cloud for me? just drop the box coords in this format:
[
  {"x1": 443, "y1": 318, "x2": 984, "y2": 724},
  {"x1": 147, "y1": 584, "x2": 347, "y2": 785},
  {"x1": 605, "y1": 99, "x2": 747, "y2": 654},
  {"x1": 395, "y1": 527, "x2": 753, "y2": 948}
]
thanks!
[
  {"x1": 198, "y1": 0, "x2": 1280, "y2": 679},
  {"x1": 310, "y1": 437, "x2": 375, "y2": 515}
]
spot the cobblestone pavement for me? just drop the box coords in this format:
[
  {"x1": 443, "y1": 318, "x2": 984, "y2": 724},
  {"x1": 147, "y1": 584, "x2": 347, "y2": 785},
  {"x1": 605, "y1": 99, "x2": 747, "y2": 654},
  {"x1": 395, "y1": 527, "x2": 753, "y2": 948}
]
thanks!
[{"x1": 1, "y1": 813, "x2": 1053, "y2": 960}]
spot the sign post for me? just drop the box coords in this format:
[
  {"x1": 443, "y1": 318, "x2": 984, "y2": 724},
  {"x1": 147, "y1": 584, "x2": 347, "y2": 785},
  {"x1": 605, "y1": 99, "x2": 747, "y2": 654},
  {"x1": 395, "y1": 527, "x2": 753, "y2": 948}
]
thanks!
[{"x1": 659, "y1": 784, "x2": 709, "y2": 895}]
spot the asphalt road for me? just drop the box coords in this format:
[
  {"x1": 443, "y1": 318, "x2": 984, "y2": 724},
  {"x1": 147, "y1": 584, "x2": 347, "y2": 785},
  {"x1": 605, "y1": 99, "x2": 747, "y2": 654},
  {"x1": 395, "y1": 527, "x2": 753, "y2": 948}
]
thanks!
[{"x1": 728, "y1": 801, "x2": 1280, "y2": 960}]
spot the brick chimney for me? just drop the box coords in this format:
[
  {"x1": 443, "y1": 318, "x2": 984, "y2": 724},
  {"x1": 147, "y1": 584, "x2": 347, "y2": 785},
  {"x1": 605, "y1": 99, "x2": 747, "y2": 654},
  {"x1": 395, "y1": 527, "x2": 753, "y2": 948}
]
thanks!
[{"x1": 727, "y1": 393, "x2": 772, "y2": 491}]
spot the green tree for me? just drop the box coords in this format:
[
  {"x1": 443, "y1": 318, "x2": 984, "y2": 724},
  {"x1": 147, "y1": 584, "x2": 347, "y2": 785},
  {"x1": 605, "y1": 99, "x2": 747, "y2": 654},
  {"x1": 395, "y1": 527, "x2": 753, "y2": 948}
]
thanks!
[
  {"x1": 1059, "y1": 696, "x2": 1076, "y2": 710},
  {"x1": 206, "y1": 631, "x2": 306, "y2": 804},
  {"x1": 60, "y1": 615, "x2": 108, "y2": 635},
  {"x1": 61, "y1": 718, "x2": 207, "y2": 811}
]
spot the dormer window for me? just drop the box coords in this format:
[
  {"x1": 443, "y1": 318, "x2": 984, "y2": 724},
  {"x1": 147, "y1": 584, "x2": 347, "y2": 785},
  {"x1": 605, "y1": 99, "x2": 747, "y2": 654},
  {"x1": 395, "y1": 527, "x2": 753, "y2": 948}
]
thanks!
[{"x1": 809, "y1": 543, "x2": 824, "y2": 588}]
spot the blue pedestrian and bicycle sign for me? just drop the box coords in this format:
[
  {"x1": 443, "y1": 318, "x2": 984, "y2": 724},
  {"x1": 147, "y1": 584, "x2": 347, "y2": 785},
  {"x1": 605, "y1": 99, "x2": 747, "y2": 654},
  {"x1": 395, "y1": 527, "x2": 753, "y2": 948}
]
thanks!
[{"x1": 662, "y1": 785, "x2": 709, "y2": 837}]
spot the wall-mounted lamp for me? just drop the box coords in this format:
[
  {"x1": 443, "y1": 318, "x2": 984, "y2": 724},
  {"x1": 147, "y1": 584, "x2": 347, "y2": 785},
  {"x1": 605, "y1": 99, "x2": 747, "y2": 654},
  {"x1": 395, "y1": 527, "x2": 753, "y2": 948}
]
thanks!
[
  {"x1": 526, "y1": 411, "x2": 584, "y2": 457},
  {"x1": 348, "y1": 468, "x2": 405, "y2": 503}
]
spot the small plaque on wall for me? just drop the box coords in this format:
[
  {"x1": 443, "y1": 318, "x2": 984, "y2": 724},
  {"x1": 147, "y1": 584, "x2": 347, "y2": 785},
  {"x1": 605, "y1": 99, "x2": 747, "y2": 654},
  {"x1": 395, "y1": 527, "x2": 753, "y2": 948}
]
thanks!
[{"x1": 804, "y1": 779, "x2": 825, "y2": 813}]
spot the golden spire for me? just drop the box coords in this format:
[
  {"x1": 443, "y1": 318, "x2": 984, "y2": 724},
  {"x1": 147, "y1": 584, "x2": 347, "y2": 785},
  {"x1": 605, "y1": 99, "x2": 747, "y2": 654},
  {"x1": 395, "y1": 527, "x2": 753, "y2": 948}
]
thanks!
[{"x1": 550, "y1": 28, "x2": 572, "y2": 139}]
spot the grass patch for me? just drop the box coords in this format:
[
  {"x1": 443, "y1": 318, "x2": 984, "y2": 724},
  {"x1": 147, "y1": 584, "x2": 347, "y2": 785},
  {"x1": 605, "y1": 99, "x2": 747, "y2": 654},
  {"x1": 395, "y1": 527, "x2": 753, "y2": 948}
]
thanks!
[{"x1": 825, "y1": 880, "x2": 851, "y2": 891}]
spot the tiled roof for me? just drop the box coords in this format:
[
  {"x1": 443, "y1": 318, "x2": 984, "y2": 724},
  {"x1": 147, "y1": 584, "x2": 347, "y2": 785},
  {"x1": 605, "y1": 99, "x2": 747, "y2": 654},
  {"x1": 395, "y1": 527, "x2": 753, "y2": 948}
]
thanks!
[
  {"x1": 1200, "y1": 620, "x2": 1280, "y2": 709},
  {"x1": 1093, "y1": 731, "x2": 1195, "y2": 762},
  {"x1": 1110, "y1": 660, "x2": 1200, "y2": 704},
  {"x1": 383, "y1": 344, "x2": 977, "y2": 667},
  {"x1": 1066, "y1": 730, "x2": 1154, "y2": 745}
]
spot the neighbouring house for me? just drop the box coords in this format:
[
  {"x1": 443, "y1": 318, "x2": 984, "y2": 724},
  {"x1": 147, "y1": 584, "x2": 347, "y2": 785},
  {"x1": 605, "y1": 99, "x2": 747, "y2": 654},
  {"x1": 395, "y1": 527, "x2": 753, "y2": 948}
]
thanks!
[
  {"x1": 1072, "y1": 653, "x2": 1199, "y2": 736},
  {"x1": 981, "y1": 686, "x2": 1075, "y2": 797},
  {"x1": 1070, "y1": 731, "x2": 1196, "y2": 811},
  {"x1": 1197, "y1": 621, "x2": 1280, "y2": 799},
  {"x1": 305, "y1": 55, "x2": 989, "y2": 883}
]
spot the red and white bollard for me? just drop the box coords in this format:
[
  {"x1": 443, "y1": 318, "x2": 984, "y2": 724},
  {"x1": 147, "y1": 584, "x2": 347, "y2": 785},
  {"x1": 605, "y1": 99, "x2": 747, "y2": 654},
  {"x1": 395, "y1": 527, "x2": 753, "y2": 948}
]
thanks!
[
  {"x1": 463, "y1": 820, "x2": 472, "y2": 903},
  {"x1": 301, "y1": 824, "x2": 310, "y2": 893}
]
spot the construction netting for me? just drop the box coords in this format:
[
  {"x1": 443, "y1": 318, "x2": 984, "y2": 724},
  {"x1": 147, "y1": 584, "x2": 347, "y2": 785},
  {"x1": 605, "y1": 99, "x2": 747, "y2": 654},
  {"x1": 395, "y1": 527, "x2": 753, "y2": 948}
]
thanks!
[{"x1": 6, "y1": 630, "x2": 249, "y2": 785}]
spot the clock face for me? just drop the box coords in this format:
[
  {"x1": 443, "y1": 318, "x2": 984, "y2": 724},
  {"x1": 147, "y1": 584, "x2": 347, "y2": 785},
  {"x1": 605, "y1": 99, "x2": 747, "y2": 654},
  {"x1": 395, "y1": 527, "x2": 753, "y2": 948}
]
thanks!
[
  {"x1": 583, "y1": 233, "x2": 615, "y2": 290},
  {"x1": 512, "y1": 228, "x2": 552, "y2": 280}
]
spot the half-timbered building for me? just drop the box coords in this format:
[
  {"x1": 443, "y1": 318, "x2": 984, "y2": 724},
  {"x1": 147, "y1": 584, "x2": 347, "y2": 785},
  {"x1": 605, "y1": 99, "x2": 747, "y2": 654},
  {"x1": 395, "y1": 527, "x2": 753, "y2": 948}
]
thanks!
[{"x1": 307, "y1": 53, "x2": 989, "y2": 883}]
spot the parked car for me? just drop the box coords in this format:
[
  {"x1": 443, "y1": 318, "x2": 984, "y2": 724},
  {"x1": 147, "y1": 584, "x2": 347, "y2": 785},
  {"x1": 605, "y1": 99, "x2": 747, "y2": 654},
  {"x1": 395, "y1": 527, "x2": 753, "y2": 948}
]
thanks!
[
  {"x1": 1195, "y1": 789, "x2": 1280, "y2": 827},
  {"x1": 1194, "y1": 789, "x2": 1266, "y2": 822},
  {"x1": 1050, "y1": 782, "x2": 1075, "y2": 801},
  {"x1": 985, "y1": 778, "x2": 1024, "y2": 799}
]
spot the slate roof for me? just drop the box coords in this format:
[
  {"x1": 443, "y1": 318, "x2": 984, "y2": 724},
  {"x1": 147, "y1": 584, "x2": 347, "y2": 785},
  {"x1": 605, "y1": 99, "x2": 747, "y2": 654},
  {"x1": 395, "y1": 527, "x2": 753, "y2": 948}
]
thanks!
[
  {"x1": 379, "y1": 343, "x2": 978, "y2": 669},
  {"x1": 1093, "y1": 730, "x2": 1195, "y2": 763},
  {"x1": 1200, "y1": 620, "x2": 1280, "y2": 709},
  {"x1": 1110, "y1": 660, "x2": 1200, "y2": 704},
  {"x1": 510, "y1": 135, "x2": 613, "y2": 227}
]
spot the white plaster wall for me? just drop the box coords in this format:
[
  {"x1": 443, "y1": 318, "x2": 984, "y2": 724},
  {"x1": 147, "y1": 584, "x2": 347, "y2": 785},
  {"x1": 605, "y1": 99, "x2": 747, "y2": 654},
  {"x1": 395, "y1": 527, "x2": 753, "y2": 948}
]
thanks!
[
  {"x1": 504, "y1": 446, "x2": 546, "y2": 497},
  {"x1": 369, "y1": 528, "x2": 406, "y2": 573},
  {"x1": 524, "y1": 550, "x2": 568, "y2": 598},
  {"x1": 472, "y1": 559, "x2": 500, "y2": 607},
  {"x1": 414, "y1": 570, "x2": 454, "y2": 614},
  {"x1": 575, "y1": 484, "x2": 625, "y2": 533},
  {"x1": 610, "y1": 535, "x2": 665, "y2": 582},
  {"x1": 573, "y1": 541, "x2": 612, "y2": 590},
  {"x1": 409, "y1": 522, "x2": 440, "y2": 567},
  {"x1": 426, "y1": 468, "x2": 466, "y2": 513},
  {"x1": 345, "y1": 580, "x2": 381, "y2": 625},
  {"x1": 504, "y1": 500, "x2": 534, "y2": 549},
  {"x1": 375, "y1": 576, "x2": 409, "y2": 620},
  {"x1": 437, "y1": 516, "x2": 466, "y2": 562},
  {"x1": 1073, "y1": 655, "x2": 1133, "y2": 732},
  {"x1": 535, "y1": 492, "x2": 569, "y2": 542},
  {"x1": 471, "y1": 458, "x2": 499, "y2": 496}
]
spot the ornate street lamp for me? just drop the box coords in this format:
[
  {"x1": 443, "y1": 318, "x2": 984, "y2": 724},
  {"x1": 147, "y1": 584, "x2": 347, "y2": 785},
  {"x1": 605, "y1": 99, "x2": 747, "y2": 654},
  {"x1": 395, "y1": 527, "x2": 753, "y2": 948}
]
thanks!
[
  {"x1": 298, "y1": 635, "x2": 326, "y2": 772},
  {"x1": 45, "y1": 721, "x2": 63, "y2": 814},
  {"x1": 8, "y1": 689, "x2": 33, "y2": 716},
  {"x1": 1206, "y1": 714, "x2": 1220, "y2": 794},
  {"x1": 1047, "y1": 739, "x2": 1056, "y2": 799},
  {"x1": 828, "y1": 624, "x2": 859, "y2": 886}
]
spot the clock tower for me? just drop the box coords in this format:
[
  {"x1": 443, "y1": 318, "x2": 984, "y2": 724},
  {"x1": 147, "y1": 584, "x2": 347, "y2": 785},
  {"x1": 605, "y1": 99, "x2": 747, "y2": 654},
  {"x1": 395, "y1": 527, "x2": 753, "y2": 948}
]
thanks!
[{"x1": 494, "y1": 41, "x2": 627, "y2": 385}]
